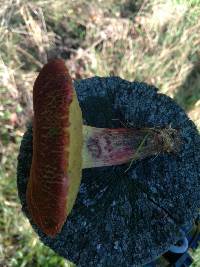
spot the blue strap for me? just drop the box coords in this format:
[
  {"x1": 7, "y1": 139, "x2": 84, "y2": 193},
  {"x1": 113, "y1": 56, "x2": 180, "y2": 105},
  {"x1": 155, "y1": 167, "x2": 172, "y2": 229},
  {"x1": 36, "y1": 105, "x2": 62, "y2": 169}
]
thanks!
[{"x1": 145, "y1": 219, "x2": 200, "y2": 266}]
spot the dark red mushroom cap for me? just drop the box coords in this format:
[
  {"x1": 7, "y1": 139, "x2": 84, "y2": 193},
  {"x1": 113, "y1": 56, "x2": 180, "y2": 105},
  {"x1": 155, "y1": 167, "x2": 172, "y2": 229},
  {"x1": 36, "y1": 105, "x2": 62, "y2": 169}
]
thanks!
[{"x1": 26, "y1": 59, "x2": 83, "y2": 237}]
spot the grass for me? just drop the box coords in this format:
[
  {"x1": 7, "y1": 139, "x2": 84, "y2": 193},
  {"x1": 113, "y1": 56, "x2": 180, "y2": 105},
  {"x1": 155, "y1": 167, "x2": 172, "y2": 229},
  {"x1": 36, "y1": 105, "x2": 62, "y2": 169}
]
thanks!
[{"x1": 0, "y1": 0, "x2": 199, "y2": 266}]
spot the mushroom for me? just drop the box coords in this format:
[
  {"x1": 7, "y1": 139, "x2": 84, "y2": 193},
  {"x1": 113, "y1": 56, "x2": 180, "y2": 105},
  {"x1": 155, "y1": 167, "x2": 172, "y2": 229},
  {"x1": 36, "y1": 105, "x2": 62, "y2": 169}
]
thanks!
[{"x1": 26, "y1": 59, "x2": 181, "y2": 237}]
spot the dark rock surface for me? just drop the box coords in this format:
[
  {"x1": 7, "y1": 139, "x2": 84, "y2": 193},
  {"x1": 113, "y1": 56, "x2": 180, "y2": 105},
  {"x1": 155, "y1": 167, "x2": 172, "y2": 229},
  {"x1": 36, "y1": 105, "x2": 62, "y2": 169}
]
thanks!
[{"x1": 17, "y1": 77, "x2": 200, "y2": 267}]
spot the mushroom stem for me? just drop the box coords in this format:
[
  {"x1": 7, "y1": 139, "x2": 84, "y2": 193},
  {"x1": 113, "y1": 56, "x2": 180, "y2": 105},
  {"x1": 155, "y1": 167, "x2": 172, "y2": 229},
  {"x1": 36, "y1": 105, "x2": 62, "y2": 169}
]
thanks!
[{"x1": 82, "y1": 125, "x2": 181, "y2": 169}]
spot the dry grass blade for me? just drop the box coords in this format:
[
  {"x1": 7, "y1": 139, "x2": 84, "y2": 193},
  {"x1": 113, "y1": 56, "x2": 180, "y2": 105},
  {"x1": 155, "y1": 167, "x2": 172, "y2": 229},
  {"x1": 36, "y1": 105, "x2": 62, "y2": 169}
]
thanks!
[{"x1": 20, "y1": 4, "x2": 49, "y2": 63}]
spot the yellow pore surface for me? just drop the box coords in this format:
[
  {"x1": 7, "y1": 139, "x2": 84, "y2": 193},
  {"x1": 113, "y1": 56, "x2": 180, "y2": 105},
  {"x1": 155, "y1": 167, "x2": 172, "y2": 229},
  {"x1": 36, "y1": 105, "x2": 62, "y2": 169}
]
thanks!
[{"x1": 66, "y1": 88, "x2": 83, "y2": 215}]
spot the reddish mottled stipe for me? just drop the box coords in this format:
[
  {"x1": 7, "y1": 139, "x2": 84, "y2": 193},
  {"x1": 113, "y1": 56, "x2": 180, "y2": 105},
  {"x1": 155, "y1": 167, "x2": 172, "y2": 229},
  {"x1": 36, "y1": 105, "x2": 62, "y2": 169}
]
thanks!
[
  {"x1": 86, "y1": 128, "x2": 137, "y2": 166},
  {"x1": 26, "y1": 59, "x2": 73, "y2": 237}
]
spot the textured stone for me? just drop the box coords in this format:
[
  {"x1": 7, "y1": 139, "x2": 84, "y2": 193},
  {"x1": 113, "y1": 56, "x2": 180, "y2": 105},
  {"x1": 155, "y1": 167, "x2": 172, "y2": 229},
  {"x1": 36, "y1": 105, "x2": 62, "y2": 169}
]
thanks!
[{"x1": 17, "y1": 77, "x2": 200, "y2": 267}]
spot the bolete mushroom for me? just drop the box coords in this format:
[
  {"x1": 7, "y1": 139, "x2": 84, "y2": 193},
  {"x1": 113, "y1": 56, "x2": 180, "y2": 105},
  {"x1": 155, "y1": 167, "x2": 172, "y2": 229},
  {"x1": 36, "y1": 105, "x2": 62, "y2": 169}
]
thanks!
[
  {"x1": 18, "y1": 69, "x2": 200, "y2": 266},
  {"x1": 27, "y1": 59, "x2": 181, "y2": 237}
]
